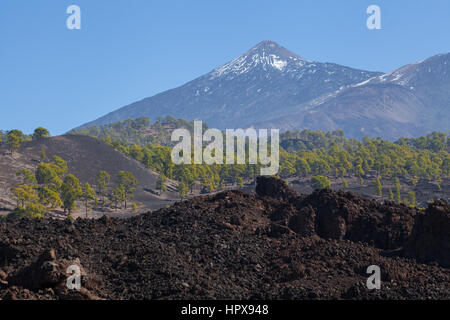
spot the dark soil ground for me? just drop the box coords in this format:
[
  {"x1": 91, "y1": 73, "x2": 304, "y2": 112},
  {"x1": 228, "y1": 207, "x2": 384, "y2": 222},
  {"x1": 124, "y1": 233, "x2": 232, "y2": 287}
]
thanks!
[{"x1": 0, "y1": 177, "x2": 449, "y2": 300}]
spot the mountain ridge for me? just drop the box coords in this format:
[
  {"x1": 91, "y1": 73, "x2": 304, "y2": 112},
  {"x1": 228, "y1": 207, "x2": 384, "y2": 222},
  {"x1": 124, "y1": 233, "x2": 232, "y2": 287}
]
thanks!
[
  {"x1": 77, "y1": 41, "x2": 449, "y2": 140},
  {"x1": 78, "y1": 40, "x2": 382, "y2": 131},
  {"x1": 254, "y1": 52, "x2": 450, "y2": 139}
]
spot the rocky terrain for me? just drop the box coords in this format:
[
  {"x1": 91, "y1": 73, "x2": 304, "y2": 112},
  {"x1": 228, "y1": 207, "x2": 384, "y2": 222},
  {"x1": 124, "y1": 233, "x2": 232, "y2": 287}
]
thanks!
[{"x1": 0, "y1": 177, "x2": 449, "y2": 300}]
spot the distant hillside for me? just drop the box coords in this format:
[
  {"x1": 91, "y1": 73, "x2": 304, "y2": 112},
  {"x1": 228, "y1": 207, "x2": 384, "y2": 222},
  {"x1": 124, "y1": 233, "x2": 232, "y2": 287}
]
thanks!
[
  {"x1": 0, "y1": 135, "x2": 179, "y2": 212},
  {"x1": 69, "y1": 116, "x2": 204, "y2": 147}
]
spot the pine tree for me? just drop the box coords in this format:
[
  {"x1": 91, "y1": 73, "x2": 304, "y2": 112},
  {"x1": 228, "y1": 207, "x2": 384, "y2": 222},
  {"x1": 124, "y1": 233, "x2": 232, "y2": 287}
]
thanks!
[
  {"x1": 32, "y1": 127, "x2": 50, "y2": 140},
  {"x1": 39, "y1": 147, "x2": 47, "y2": 162},
  {"x1": 341, "y1": 177, "x2": 348, "y2": 188},
  {"x1": 407, "y1": 191, "x2": 416, "y2": 208},
  {"x1": 96, "y1": 170, "x2": 110, "y2": 202},
  {"x1": 5, "y1": 129, "x2": 24, "y2": 154},
  {"x1": 81, "y1": 183, "x2": 95, "y2": 218},
  {"x1": 117, "y1": 171, "x2": 137, "y2": 208},
  {"x1": 61, "y1": 174, "x2": 82, "y2": 214},
  {"x1": 395, "y1": 177, "x2": 402, "y2": 204},
  {"x1": 177, "y1": 181, "x2": 189, "y2": 199},
  {"x1": 156, "y1": 174, "x2": 168, "y2": 193},
  {"x1": 310, "y1": 176, "x2": 331, "y2": 190},
  {"x1": 374, "y1": 177, "x2": 382, "y2": 197},
  {"x1": 112, "y1": 185, "x2": 125, "y2": 210}
]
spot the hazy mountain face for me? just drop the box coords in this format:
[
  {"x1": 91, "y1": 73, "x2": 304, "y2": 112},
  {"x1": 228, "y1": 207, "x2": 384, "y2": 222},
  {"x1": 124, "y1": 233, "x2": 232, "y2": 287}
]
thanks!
[
  {"x1": 79, "y1": 41, "x2": 381, "y2": 130},
  {"x1": 255, "y1": 53, "x2": 450, "y2": 139},
  {"x1": 78, "y1": 41, "x2": 449, "y2": 140}
]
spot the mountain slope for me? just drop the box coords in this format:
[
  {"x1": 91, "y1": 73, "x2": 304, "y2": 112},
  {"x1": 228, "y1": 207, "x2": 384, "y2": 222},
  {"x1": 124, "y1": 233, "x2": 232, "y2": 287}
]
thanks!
[
  {"x1": 79, "y1": 40, "x2": 381, "y2": 130},
  {"x1": 0, "y1": 135, "x2": 178, "y2": 212},
  {"x1": 255, "y1": 53, "x2": 450, "y2": 139}
]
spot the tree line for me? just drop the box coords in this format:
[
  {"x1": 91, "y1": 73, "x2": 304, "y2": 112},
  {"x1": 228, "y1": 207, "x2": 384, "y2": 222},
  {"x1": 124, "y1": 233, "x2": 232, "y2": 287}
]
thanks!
[
  {"x1": 11, "y1": 155, "x2": 138, "y2": 219},
  {"x1": 4, "y1": 119, "x2": 448, "y2": 206},
  {"x1": 79, "y1": 120, "x2": 448, "y2": 199},
  {"x1": 0, "y1": 127, "x2": 50, "y2": 154}
]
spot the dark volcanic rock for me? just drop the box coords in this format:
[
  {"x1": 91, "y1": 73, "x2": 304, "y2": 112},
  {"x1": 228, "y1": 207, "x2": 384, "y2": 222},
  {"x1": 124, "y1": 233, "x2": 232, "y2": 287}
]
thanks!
[
  {"x1": 404, "y1": 201, "x2": 450, "y2": 267},
  {"x1": 256, "y1": 176, "x2": 298, "y2": 200},
  {"x1": 0, "y1": 177, "x2": 448, "y2": 300},
  {"x1": 260, "y1": 184, "x2": 417, "y2": 250},
  {"x1": 288, "y1": 205, "x2": 316, "y2": 237}
]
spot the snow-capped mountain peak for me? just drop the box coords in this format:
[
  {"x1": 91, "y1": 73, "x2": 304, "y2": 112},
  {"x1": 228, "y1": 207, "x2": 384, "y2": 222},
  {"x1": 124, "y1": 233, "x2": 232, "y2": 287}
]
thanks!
[
  {"x1": 353, "y1": 52, "x2": 450, "y2": 88},
  {"x1": 210, "y1": 40, "x2": 311, "y2": 79},
  {"x1": 79, "y1": 40, "x2": 384, "y2": 136}
]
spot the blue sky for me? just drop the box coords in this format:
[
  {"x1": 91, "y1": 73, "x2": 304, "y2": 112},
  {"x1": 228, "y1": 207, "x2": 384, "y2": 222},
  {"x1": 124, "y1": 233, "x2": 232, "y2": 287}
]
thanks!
[{"x1": 1, "y1": 0, "x2": 449, "y2": 135}]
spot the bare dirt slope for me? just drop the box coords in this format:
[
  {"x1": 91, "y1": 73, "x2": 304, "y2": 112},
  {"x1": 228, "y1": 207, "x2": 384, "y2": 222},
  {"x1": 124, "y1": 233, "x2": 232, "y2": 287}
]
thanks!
[
  {"x1": 0, "y1": 177, "x2": 448, "y2": 300},
  {"x1": 0, "y1": 135, "x2": 178, "y2": 212}
]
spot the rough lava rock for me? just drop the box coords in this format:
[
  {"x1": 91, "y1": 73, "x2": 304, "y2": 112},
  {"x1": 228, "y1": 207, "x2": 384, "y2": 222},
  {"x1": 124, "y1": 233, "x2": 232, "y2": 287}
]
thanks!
[
  {"x1": 0, "y1": 177, "x2": 448, "y2": 300},
  {"x1": 404, "y1": 201, "x2": 450, "y2": 267}
]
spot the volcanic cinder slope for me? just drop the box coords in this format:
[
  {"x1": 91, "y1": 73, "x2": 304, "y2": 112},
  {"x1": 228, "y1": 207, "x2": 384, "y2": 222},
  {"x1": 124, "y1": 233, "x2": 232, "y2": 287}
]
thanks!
[
  {"x1": 0, "y1": 177, "x2": 449, "y2": 300},
  {"x1": 0, "y1": 135, "x2": 178, "y2": 212}
]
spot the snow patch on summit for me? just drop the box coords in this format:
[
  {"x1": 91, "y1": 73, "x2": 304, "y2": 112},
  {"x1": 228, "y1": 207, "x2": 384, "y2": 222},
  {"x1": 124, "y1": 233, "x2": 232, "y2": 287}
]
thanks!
[
  {"x1": 208, "y1": 41, "x2": 312, "y2": 80},
  {"x1": 210, "y1": 52, "x2": 291, "y2": 78},
  {"x1": 270, "y1": 55, "x2": 288, "y2": 71}
]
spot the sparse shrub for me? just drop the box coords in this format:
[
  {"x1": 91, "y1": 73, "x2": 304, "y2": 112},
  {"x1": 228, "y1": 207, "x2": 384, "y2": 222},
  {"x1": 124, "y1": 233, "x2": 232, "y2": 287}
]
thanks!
[
  {"x1": 39, "y1": 147, "x2": 47, "y2": 162},
  {"x1": 403, "y1": 197, "x2": 410, "y2": 207},
  {"x1": 407, "y1": 191, "x2": 416, "y2": 208},
  {"x1": 156, "y1": 174, "x2": 168, "y2": 193},
  {"x1": 395, "y1": 177, "x2": 402, "y2": 204},
  {"x1": 237, "y1": 177, "x2": 244, "y2": 189},
  {"x1": 13, "y1": 202, "x2": 46, "y2": 219},
  {"x1": 16, "y1": 169, "x2": 37, "y2": 185},
  {"x1": 177, "y1": 181, "x2": 189, "y2": 199},
  {"x1": 310, "y1": 176, "x2": 331, "y2": 190},
  {"x1": 341, "y1": 177, "x2": 348, "y2": 188}
]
